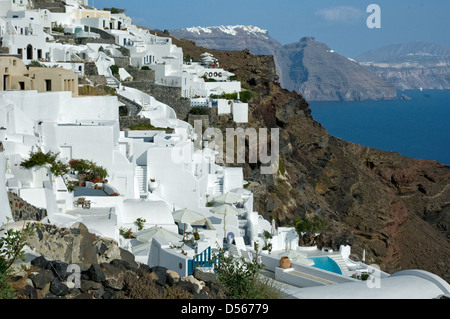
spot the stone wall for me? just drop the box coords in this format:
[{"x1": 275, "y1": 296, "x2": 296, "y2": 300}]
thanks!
[
  {"x1": 114, "y1": 57, "x2": 131, "y2": 69},
  {"x1": 83, "y1": 26, "x2": 116, "y2": 43},
  {"x1": 84, "y1": 62, "x2": 99, "y2": 76},
  {"x1": 88, "y1": 75, "x2": 107, "y2": 86},
  {"x1": 8, "y1": 191, "x2": 47, "y2": 222},
  {"x1": 125, "y1": 68, "x2": 155, "y2": 83}
]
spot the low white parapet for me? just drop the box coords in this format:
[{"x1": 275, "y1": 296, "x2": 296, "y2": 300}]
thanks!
[{"x1": 275, "y1": 267, "x2": 327, "y2": 288}]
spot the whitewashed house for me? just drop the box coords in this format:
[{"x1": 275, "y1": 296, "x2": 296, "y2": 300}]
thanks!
[
  {"x1": 0, "y1": 0, "x2": 31, "y2": 17},
  {"x1": 0, "y1": 10, "x2": 51, "y2": 63}
]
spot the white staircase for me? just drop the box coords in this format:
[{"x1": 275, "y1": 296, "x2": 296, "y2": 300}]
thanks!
[
  {"x1": 135, "y1": 166, "x2": 148, "y2": 197},
  {"x1": 213, "y1": 175, "x2": 224, "y2": 195},
  {"x1": 106, "y1": 76, "x2": 120, "y2": 89},
  {"x1": 329, "y1": 254, "x2": 354, "y2": 277}
]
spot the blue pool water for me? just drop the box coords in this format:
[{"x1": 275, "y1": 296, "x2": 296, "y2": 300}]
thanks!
[{"x1": 309, "y1": 256, "x2": 342, "y2": 275}]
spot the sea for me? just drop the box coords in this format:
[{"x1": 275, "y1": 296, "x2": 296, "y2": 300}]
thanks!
[{"x1": 309, "y1": 89, "x2": 450, "y2": 166}]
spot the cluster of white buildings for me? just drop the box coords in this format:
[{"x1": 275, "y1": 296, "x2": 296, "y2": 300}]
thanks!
[
  {"x1": 0, "y1": 0, "x2": 271, "y2": 274},
  {"x1": 0, "y1": 0, "x2": 449, "y2": 299}
]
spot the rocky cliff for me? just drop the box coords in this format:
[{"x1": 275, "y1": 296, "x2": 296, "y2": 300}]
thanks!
[
  {"x1": 165, "y1": 32, "x2": 450, "y2": 282},
  {"x1": 357, "y1": 41, "x2": 450, "y2": 90},
  {"x1": 280, "y1": 37, "x2": 397, "y2": 101},
  {"x1": 169, "y1": 27, "x2": 397, "y2": 101},
  {"x1": 11, "y1": 222, "x2": 224, "y2": 299}
]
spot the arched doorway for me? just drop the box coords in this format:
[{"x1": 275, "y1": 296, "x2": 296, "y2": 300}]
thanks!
[{"x1": 26, "y1": 44, "x2": 33, "y2": 60}]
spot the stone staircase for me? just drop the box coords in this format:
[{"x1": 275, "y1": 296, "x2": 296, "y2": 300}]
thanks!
[
  {"x1": 106, "y1": 75, "x2": 120, "y2": 89},
  {"x1": 117, "y1": 95, "x2": 143, "y2": 116}
]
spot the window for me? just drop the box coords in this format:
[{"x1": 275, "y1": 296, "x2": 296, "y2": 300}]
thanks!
[{"x1": 19, "y1": 82, "x2": 25, "y2": 90}]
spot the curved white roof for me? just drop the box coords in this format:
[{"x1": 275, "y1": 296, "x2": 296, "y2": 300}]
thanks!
[
  {"x1": 122, "y1": 199, "x2": 174, "y2": 225},
  {"x1": 290, "y1": 270, "x2": 450, "y2": 299}
]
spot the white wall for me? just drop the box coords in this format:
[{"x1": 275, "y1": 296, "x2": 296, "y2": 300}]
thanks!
[
  {"x1": 223, "y1": 167, "x2": 243, "y2": 193},
  {"x1": 147, "y1": 141, "x2": 208, "y2": 211},
  {"x1": 204, "y1": 81, "x2": 241, "y2": 96},
  {"x1": 0, "y1": 150, "x2": 13, "y2": 224},
  {"x1": 0, "y1": 0, "x2": 12, "y2": 17},
  {"x1": 232, "y1": 101, "x2": 249, "y2": 123},
  {"x1": 148, "y1": 238, "x2": 192, "y2": 277},
  {"x1": 217, "y1": 99, "x2": 231, "y2": 114}
]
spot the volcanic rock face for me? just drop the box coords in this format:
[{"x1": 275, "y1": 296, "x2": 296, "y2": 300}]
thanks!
[
  {"x1": 281, "y1": 38, "x2": 397, "y2": 101},
  {"x1": 166, "y1": 33, "x2": 450, "y2": 281}
]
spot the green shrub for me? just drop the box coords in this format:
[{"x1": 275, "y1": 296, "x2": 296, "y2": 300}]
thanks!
[
  {"x1": 69, "y1": 159, "x2": 108, "y2": 182},
  {"x1": 220, "y1": 92, "x2": 238, "y2": 100},
  {"x1": 110, "y1": 65, "x2": 119, "y2": 75},
  {"x1": 213, "y1": 248, "x2": 282, "y2": 299},
  {"x1": 189, "y1": 107, "x2": 210, "y2": 116},
  {"x1": 294, "y1": 216, "x2": 328, "y2": 234},
  {"x1": 119, "y1": 227, "x2": 134, "y2": 239},
  {"x1": 239, "y1": 90, "x2": 258, "y2": 103},
  {"x1": 135, "y1": 218, "x2": 146, "y2": 231},
  {"x1": 0, "y1": 221, "x2": 36, "y2": 299},
  {"x1": 51, "y1": 24, "x2": 65, "y2": 33},
  {"x1": 128, "y1": 123, "x2": 173, "y2": 132},
  {"x1": 20, "y1": 148, "x2": 69, "y2": 177}
]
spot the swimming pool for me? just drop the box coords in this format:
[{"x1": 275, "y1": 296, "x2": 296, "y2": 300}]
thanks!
[{"x1": 309, "y1": 256, "x2": 342, "y2": 275}]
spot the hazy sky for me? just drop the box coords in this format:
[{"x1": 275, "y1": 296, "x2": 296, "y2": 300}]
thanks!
[{"x1": 90, "y1": 0, "x2": 450, "y2": 57}]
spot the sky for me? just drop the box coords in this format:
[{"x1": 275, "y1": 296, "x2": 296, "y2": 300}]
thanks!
[{"x1": 90, "y1": 0, "x2": 450, "y2": 58}]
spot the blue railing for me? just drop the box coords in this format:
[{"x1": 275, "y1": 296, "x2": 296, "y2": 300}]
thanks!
[{"x1": 188, "y1": 247, "x2": 216, "y2": 275}]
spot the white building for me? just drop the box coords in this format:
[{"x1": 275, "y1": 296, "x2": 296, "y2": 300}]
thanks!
[
  {"x1": 0, "y1": 0, "x2": 31, "y2": 17},
  {"x1": 0, "y1": 10, "x2": 51, "y2": 63}
]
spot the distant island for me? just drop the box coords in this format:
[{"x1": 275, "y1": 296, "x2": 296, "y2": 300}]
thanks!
[{"x1": 356, "y1": 41, "x2": 450, "y2": 90}]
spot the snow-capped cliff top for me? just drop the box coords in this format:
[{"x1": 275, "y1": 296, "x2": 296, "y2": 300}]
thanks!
[{"x1": 183, "y1": 25, "x2": 268, "y2": 38}]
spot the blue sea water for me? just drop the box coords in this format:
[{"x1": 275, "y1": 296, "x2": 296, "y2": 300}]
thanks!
[{"x1": 309, "y1": 90, "x2": 450, "y2": 166}]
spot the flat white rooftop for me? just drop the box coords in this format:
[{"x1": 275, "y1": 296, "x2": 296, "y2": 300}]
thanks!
[{"x1": 279, "y1": 270, "x2": 450, "y2": 299}]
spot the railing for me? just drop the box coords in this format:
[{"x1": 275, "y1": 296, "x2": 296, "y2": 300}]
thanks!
[{"x1": 188, "y1": 247, "x2": 217, "y2": 275}]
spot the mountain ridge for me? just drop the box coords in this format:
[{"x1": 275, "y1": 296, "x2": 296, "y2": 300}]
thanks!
[
  {"x1": 356, "y1": 41, "x2": 450, "y2": 90},
  {"x1": 169, "y1": 25, "x2": 397, "y2": 101}
]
